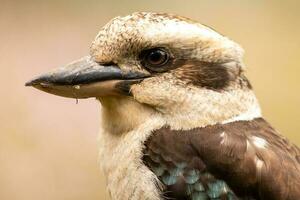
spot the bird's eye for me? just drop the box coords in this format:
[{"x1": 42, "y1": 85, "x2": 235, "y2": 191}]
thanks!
[
  {"x1": 140, "y1": 48, "x2": 170, "y2": 72},
  {"x1": 145, "y1": 49, "x2": 169, "y2": 66}
]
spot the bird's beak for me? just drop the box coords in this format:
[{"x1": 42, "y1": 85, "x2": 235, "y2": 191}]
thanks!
[{"x1": 25, "y1": 56, "x2": 149, "y2": 98}]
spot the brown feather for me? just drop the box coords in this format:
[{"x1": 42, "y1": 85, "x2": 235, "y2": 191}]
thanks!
[{"x1": 143, "y1": 118, "x2": 300, "y2": 200}]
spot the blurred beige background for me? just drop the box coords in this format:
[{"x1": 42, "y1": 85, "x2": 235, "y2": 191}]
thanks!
[{"x1": 1, "y1": 0, "x2": 299, "y2": 199}]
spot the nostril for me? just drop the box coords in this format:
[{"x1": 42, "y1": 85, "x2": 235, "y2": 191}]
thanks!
[{"x1": 98, "y1": 61, "x2": 118, "y2": 67}]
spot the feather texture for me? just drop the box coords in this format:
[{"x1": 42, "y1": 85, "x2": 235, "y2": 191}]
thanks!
[{"x1": 143, "y1": 118, "x2": 300, "y2": 200}]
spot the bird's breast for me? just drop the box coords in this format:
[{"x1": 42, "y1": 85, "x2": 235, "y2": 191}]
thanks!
[{"x1": 97, "y1": 115, "x2": 165, "y2": 200}]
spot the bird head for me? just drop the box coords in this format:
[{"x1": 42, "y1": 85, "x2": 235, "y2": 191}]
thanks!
[{"x1": 26, "y1": 12, "x2": 261, "y2": 130}]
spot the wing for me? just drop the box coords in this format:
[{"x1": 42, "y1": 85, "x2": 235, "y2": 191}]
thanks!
[{"x1": 143, "y1": 118, "x2": 300, "y2": 200}]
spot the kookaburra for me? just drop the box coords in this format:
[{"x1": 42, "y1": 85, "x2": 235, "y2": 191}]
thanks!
[{"x1": 26, "y1": 12, "x2": 300, "y2": 200}]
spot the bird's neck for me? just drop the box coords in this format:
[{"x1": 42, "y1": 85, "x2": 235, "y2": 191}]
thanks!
[
  {"x1": 128, "y1": 83, "x2": 262, "y2": 131},
  {"x1": 158, "y1": 87, "x2": 262, "y2": 130},
  {"x1": 99, "y1": 86, "x2": 261, "y2": 134}
]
